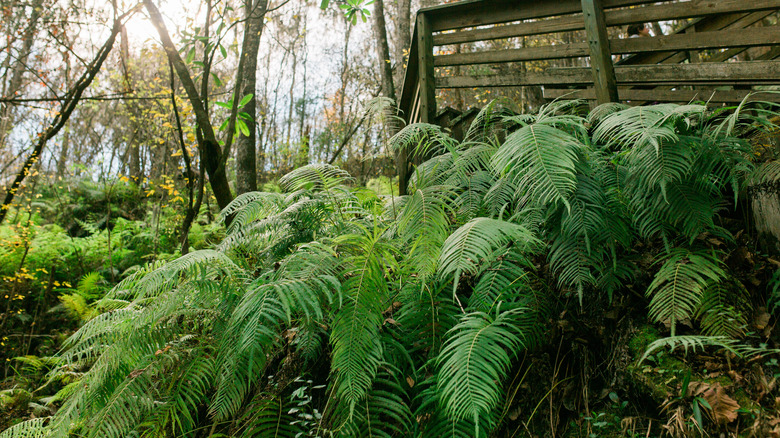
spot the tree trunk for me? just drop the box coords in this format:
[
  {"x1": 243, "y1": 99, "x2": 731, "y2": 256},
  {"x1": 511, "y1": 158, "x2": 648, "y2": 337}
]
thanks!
[
  {"x1": 56, "y1": 124, "x2": 71, "y2": 178},
  {"x1": 235, "y1": 0, "x2": 269, "y2": 194},
  {"x1": 394, "y1": 0, "x2": 411, "y2": 91},
  {"x1": 144, "y1": 0, "x2": 234, "y2": 210},
  {"x1": 372, "y1": 0, "x2": 396, "y2": 102}
]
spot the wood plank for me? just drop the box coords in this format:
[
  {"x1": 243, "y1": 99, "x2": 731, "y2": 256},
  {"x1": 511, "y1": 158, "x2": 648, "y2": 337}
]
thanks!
[
  {"x1": 606, "y1": 0, "x2": 780, "y2": 27},
  {"x1": 434, "y1": 44, "x2": 589, "y2": 66},
  {"x1": 616, "y1": 61, "x2": 780, "y2": 83},
  {"x1": 543, "y1": 87, "x2": 780, "y2": 103},
  {"x1": 434, "y1": 15, "x2": 588, "y2": 46},
  {"x1": 437, "y1": 61, "x2": 780, "y2": 88},
  {"x1": 434, "y1": 26, "x2": 780, "y2": 67},
  {"x1": 582, "y1": 0, "x2": 619, "y2": 104},
  {"x1": 417, "y1": 13, "x2": 437, "y2": 124},
  {"x1": 398, "y1": 26, "x2": 419, "y2": 124},
  {"x1": 438, "y1": 70, "x2": 594, "y2": 88},
  {"x1": 432, "y1": 0, "x2": 780, "y2": 46},
  {"x1": 426, "y1": 0, "x2": 655, "y2": 32},
  {"x1": 611, "y1": 26, "x2": 780, "y2": 54},
  {"x1": 619, "y1": 10, "x2": 773, "y2": 66}
]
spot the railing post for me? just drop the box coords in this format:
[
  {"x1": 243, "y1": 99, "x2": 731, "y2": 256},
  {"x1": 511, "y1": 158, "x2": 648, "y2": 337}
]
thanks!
[
  {"x1": 416, "y1": 12, "x2": 436, "y2": 123},
  {"x1": 581, "y1": 0, "x2": 618, "y2": 104}
]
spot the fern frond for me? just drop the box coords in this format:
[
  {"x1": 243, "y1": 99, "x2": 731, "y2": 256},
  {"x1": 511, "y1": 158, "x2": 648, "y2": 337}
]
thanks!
[
  {"x1": 236, "y1": 395, "x2": 300, "y2": 438},
  {"x1": 437, "y1": 308, "x2": 530, "y2": 434},
  {"x1": 439, "y1": 218, "x2": 540, "y2": 299},
  {"x1": 697, "y1": 280, "x2": 750, "y2": 338},
  {"x1": 452, "y1": 170, "x2": 494, "y2": 222},
  {"x1": 327, "y1": 371, "x2": 414, "y2": 438},
  {"x1": 594, "y1": 104, "x2": 705, "y2": 154},
  {"x1": 396, "y1": 185, "x2": 455, "y2": 277},
  {"x1": 492, "y1": 124, "x2": 583, "y2": 211},
  {"x1": 330, "y1": 230, "x2": 397, "y2": 410},
  {"x1": 221, "y1": 191, "x2": 286, "y2": 232},
  {"x1": 587, "y1": 102, "x2": 630, "y2": 126},
  {"x1": 638, "y1": 335, "x2": 741, "y2": 364},
  {"x1": 390, "y1": 123, "x2": 457, "y2": 160},
  {"x1": 395, "y1": 281, "x2": 461, "y2": 358},
  {"x1": 211, "y1": 281, "x2": 287, "y2": 420},
  {"x1": 469, "y1": 249, "x2": 533, "y2": 313},
  {"x1": 280, "y1": 164, "x2": 354, "y2": 192},
  {"x1": 0, "y1": 418, "x2": 49, "y2": 438},
  {"x1": 646, "y1": 248, "x2": 726, "y2": 336}
]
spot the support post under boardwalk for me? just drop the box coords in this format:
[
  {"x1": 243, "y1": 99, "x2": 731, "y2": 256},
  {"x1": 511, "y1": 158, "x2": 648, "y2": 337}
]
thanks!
[
  {"x1": 581, "y1": 0, "x2": 618, "y2": 104},
  {"x1": 417, "y1": 12, "x2": 436, "y2": 123}
]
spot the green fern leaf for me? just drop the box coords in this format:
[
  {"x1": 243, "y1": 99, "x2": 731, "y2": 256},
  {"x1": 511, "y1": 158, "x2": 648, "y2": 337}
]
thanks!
[
  {"x1": 646, "y1": 249, "x2": 726, "y2": 336},
  {"x1": 439, "y1": 218, "x2": 540, "y2": 300}
]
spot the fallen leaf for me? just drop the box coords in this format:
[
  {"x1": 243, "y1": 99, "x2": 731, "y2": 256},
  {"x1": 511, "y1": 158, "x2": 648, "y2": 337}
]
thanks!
[
  {"x1": 755, "y1": 309, "x2": 771, "y2": 330},
  {"x1": 688, "y1": 381, "x2": 740, "y2": 424},
  {"x1": 406, "y1": 376, "x2": 414, "y2": 388}
]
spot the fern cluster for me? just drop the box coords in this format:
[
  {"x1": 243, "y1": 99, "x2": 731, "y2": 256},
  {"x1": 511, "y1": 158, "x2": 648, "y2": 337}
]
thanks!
[{"x1": 3, "y1": 99, "x2": 777, "y2": 437}]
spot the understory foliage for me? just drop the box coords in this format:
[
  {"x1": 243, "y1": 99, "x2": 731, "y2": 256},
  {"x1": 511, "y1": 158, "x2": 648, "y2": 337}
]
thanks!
[{"x1": 3, "y1": 99, "x2": 779, "y2": 437}]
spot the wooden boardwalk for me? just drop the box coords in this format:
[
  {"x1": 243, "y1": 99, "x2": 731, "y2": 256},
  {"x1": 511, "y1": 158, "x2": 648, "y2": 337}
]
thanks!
[{"x1": 396, "y1": 0, "x2": 780, "y2": 193}]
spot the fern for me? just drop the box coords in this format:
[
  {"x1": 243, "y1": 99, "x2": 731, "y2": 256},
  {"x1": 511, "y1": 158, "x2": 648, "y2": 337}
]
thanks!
[
  {"x1": 646, "y1": 248, "x2": 726, "y2": 336},
  {"x1": 492, "y1": 123, "x2": 584, "y2": 212},
  {"x1": 236, "y1": 395, "x2": 301, "y2": 438},
  {"x1": 396, "y1": 185, "x2": 455, "y2": 277},
  {"x1": 437, "y1": 307, "x2": 530, "y2": 435},
  {"x1": 280, "y1": 163, "x2": 354, "y2": 192},
  {"x1": 438, "y1": 218, "x2": 540, "y2": 300},
  {"x1": 697, "y1": 280, "x2": 751, "y2": 338},
  {"x1": 0, "y1": 418, "x2": 49, "y2": 438},
  {"x1": 330, "y1": 229, "x2": 396, "y2": 410},
  {"x1": 639, "y1": 335, "x2": 742, "y2": 364}
]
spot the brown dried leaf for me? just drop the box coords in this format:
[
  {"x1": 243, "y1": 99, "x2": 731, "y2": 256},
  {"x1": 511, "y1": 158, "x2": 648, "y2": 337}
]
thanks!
[
  {"x1": 755, "y1": 309, "x2": 771, "y2": 330},
  {"x1": 689, "y1": 382, "x2": 740, "y2": 424}
]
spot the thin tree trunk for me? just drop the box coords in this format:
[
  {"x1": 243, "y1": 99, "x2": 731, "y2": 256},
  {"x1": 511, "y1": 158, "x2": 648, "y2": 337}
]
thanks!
[
  {"x1": 394, "y1": 0, "x2": 411, "y2": 91},
  {"x1": 235, "y1": 0, "x2": 269, "y2": 194},
  {"x1": 144, "y1": 0, "x2": 234, "y2": 211},
  {"x1": 372, "y1": 0, "x2": 396, "y2": 102}
]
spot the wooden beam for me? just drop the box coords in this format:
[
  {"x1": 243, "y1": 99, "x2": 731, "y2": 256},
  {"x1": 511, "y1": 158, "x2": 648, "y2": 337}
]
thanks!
[
  {"x1": 438, "y1": 70, "x2": 594, "y2": 88},
  {"x1": 433, "y1": 0, "x2": 780, "y2": 46},
  {"x1": 581, "y1": 0, "x2": 618, "y2": 104},
  {"x1": 611, "y1": 25, "x2": 780, "y2": 54},
  {"x1": 433, "y1": 25, "x2": 780, "y2": 67},
  {"x1": 437, "y1": 61, "x2": 780, "y2": 88},
  {"x1": 616, "y1": 60, "x2": 780, "y2": 83},
  {"x1": 543, "y1": 87, "x2": 780, "y2": 103},
  {"x1": 425, "y1": 0, "x2": 655, "y2": 32},
  {"x1": 605, "y1": 0, "x2": 780, "y2": 26},
  {"x1": 398, "y1": 26, "x2": 419, "y2": 124},
  {"x1": 417, "y1": 13, "x2": 436, "y2": 124},
  {"x1": 434, "y1": 43, "x2": 589, "y2": 66}
]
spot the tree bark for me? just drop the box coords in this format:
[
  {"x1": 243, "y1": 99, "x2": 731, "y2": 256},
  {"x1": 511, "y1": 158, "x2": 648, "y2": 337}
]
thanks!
[
  {"x1": 143, "y1": 0, "x2": 234, "y2": 210},
  {"x1": 394, "y1": 0, "x2": 411, "y2": 91},
  {"x1": 235, "y1": 0, "x2": 269, "y2": 194},
  {"x1": 372, "y1": 0, "x2": 396, "y2": 102}
]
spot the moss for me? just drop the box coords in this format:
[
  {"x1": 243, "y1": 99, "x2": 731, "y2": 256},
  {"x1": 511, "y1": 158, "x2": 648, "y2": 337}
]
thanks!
[
  {"x1": 625, "y1": 326, "x2": 695, "y2": 404},
  {"x1": 733, "y1": 388, "x2": 759, "y2": 412},
  {"x1": 628, "y1": 325, "x2": 661, "y2": 359}
]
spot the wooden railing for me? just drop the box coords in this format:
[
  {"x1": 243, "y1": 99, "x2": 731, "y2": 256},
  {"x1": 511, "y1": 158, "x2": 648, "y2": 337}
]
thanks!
[{"x1": 396, "y1": 0, "x2": 780, "y2": 193}]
